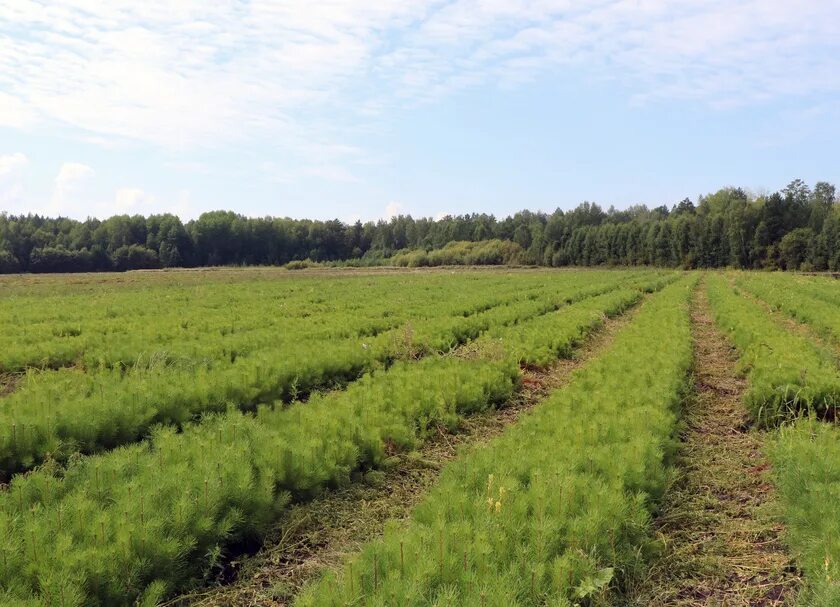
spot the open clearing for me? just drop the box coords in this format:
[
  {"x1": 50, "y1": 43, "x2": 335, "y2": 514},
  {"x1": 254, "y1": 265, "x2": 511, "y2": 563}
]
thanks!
[{"x1": 1, "y1": 267, "x2": 837, "y2": 606}]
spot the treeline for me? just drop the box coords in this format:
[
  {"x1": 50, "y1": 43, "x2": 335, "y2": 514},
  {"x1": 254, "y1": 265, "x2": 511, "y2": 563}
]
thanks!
[{"x1": 0, "y1": 179, "x2": 837, "y2": 273}]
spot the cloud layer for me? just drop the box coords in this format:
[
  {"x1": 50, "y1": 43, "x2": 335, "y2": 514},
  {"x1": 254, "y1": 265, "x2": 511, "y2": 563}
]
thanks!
[
  {"x1": 2, "y1": 0, "x2": 839, "y2": 151},
  {"x1": 0, "y1": 152, "x2": 29, "y2": 209}
]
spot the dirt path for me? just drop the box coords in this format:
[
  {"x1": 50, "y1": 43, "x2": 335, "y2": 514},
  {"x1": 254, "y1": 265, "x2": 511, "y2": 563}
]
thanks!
[
  {"x1": 171, "y1": 305, "x2": 642, "y2": 607},
  {"x1": 627, "y1": 281, "x2": 800, "y2": 606}
]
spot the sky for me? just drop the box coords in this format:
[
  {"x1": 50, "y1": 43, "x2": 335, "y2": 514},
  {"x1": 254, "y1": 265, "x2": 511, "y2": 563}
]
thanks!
[{"x1": 0, "y1": 0, "x2": 839, "y2": 223}]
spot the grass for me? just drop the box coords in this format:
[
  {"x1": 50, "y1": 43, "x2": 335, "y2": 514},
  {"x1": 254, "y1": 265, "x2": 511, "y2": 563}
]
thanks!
[
  {"x1": 5, "y1": 268, "x2": 832, "y2": 606},
  {"x1": 705, "y1": 273, "x2": 840, "y2": 426},
  {"x1": 0, "y1": 274, "x2": 639, "y2": 477}
]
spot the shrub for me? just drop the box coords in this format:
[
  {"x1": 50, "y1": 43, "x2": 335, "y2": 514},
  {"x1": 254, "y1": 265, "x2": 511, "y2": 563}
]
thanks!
[
  {"x1": 0, "y1": 250, "x2": 20, "y2": 273},
  {"x1": 390, "y1": 240, "x2": 526, "y2": 267},
  {"x1": 112, "y1": 245, "x2": 160, "y2": 271}
]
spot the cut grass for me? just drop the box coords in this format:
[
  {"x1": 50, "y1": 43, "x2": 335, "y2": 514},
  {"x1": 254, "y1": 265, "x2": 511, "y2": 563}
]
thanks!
[
  {"x1": 167, "y1": 294, "x2": 645, "y2": 607},
  {"x1": 626, "y1": 280, "x2": 800, "y2": 606}
]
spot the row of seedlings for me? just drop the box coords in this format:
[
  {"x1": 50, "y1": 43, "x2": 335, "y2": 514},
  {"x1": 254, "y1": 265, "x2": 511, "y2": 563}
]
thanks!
[
  {"x1": 0, "y1": 276, "x2": 660, "y2": 604},
  {"x1": 705, "y1": 274, "x2": 840, "y2": 427},
  {"x1": 0, "y1": 273, "x2": 640, "y2": 477},
  {"x1": 707, "y1": 273, "x2": 840, "y2": 606},
  {"x1": 296, "y1": 277, "x2": 696, "y2": 605}
]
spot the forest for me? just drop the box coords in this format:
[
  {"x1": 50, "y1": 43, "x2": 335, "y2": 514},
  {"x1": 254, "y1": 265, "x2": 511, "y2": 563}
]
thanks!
[{"x1": 0, "y1": 179, "x2": 837, "y2": 273}]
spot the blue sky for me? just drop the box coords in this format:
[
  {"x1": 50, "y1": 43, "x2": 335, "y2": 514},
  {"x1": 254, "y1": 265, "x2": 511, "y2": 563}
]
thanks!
[{"x1": 1, "y1": 0, "x2": 839, "y2": 222}]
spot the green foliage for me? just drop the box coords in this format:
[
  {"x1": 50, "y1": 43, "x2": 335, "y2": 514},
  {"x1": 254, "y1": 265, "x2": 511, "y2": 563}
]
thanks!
[
  {"x1": 389, "y1": 240, "x2": 526, "y2": 267},
  {"x1": 706, "y1": 274, "x2": 840, "y2": 426},
  {"x1": 410, "y1": 271, "x2": 657, "y2": 355},
  {"x1": 0, "y1": 269, "x2": 670, "y2": 605},
  {"x1": 0, "y1": 271, "x2": 657, "y2": 477},
  {"x1": 0, "y1": 269, "x2": 618, "y2": 372},
  {"x1": 1, "y1": 179, "x2": 837, "y2": 273},
  {"x1": 483, "y1": 288, "x2": 642, "y2": 367},
  {"x1": 112, "y1": 244, "x2": 160, "y2": 271},
  {"x1": 778, "y1": 228, "x2": 815, "y2": 270},
  {"x1": 0, "y1": 356, "x2": 520, "y2": 606},
  {"x1": 770, "y1": 420, "x2": 840, "y2": 607},
  {"x1": 297, "y1": 277, "x2": 695, "y2": 606},
  {"x1": 735, "y1": 273, "x2": 840, "y2": 344},
  {"x1": 0, "y1": 249, "x2": 21, "y2": 273}
]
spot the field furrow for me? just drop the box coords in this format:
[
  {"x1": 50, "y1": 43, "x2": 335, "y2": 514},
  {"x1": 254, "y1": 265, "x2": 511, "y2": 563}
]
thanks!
[
  {"x1": 173, "y1": 284, "x2": 647, "y2": 606},
  {"x1": 705, "y1": 274, "x2": 840, "y2": 426},
  {"x1": 293, "y1": 276, "x2": 695, "y2": 606},
  {"x1": 0, "y1": 272, "x2": 663, "y2": 606},
  {"x1": 0, "y1": 273, "x2": 650, "y2": 478},
  {"x1": 627, "y1": 279, "x2": 800, "y2": 606}
]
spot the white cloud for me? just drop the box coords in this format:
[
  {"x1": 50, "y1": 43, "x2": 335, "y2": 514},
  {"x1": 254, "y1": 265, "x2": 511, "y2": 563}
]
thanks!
[
  {"x1": 0, "y1": 152, "x2": 30, "y2": 210},
  {"x1": 0, "y1": 1, "x2": 428, "y2": 149},
  {"x1": 55, "y1": 162, "x2": 95, "y2": 184},
  {"x1": 385, "y1": 201, "x2": 404, "y2": 218},
  {"x1": 114, "y1": 187, "x2": 154, "y2": 212},
  {"x1": 1, "y1": 155, "x2": 198, "y2": 218},
  {"x1": 380, "y1": 0, "x2": 840, "y2": 106},
  {"x1": 0, "y1": 0, "x2": 838, "y2": 176},
  {"x1": 0, "y1": 93, "x2": 37, "y2": 129},
  {"x1": 46, "y1": 162, "x2": 95, "y2": 215},
  {"x1": 110, "y1": 187, "x2": 197, "y2": 219},
  {"x1": 0, "y1": 153, "x2": 29, "y2": 179}
]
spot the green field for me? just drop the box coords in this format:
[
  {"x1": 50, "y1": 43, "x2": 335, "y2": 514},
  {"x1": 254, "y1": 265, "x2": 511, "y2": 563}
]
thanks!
[{"x1": 1, "y1": 267, "x2": 838, "y2": 606}]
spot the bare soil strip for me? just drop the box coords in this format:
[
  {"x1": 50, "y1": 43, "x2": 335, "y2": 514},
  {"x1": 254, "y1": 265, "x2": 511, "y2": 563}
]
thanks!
[
  {"x1": 0, "y1": 372, "x2": 20, "y2": 398},
  {"x1": 627, "y1": 282, "x2": 800, "y2": 607},
  {"x1": 172, "y1": 304, "x2": 642, "y2": 607}
]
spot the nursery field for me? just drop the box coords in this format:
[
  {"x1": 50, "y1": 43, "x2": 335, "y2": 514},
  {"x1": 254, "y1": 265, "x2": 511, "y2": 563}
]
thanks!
[{"x1": 1, "y1": 267, "x2": 839, "y2": 606}]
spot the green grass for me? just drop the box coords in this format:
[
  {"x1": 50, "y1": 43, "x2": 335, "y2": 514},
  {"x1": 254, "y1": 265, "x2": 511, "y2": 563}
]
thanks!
[{"x1": 735, "y1": 272, "x2": 840, "y2": 346}]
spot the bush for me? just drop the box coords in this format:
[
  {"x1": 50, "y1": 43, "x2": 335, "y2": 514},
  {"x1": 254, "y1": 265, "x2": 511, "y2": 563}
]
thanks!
[
  {"x1": 285, "y1": 259, "x2": 317, "y2": 270},
  {"x1": 390, "y1": 240, "x2": 526, "y2": 267},
  {"x1": 0, "y1": 250, "x2": 20, "y2": 273},
  {"x1": 28, "y1": 246, "x2": 93, "y2": 273},
  {"x1": 112, "y1": 245, "x2": 160, "y2": 271}
]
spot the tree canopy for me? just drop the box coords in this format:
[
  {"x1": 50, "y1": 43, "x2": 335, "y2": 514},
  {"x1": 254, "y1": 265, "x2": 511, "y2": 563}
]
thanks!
[{"x1": 1, "y1": 180, "x2": 838, "y2": 273}]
